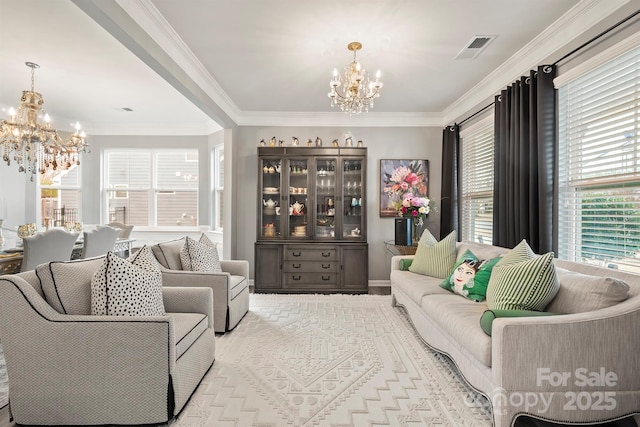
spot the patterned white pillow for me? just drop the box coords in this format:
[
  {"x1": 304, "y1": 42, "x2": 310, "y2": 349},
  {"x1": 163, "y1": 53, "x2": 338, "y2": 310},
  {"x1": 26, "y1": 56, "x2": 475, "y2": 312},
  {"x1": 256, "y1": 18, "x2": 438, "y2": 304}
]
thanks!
[
  {"x1": 180, "y1": 234, "x2": 222, "y2": 273},
  {"x1": 91, "y1": 246, "x2": 165, "y2": 316}
]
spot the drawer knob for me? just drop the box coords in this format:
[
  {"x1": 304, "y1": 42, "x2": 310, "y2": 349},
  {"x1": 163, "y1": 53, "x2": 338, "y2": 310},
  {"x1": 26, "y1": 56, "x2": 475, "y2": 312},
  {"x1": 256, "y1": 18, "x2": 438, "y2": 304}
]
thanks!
[
  {"x1": 293, "y1": 275, "x2": 301, "y2": 280},
  {"x1": 293, "y1": 263, "x2": 301, "y2": 268},
  {"x1": 321, "y1": 252, "x2": 331, "y2": 257},
  {"x1": 292, "y1": 252, "x2": 302, "y2": 257},
  {"x1": 322, "y1": 275, "x2": 330, "y2": 281},
  {"x1": 321, "y1": 263, "x2": 330, "y2": 269}
]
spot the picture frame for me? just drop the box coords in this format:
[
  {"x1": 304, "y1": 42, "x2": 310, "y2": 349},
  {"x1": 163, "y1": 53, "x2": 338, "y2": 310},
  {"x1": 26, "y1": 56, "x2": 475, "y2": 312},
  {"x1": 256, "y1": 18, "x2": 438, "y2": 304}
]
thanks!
[{"x1": 379, "y1": 159, "x2": 429, "y2": 217}]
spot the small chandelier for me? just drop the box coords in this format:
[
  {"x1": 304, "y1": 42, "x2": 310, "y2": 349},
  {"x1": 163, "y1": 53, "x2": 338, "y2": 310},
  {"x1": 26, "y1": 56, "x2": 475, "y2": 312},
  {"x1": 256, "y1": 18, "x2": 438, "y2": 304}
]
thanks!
[
  {"x1": 1, "y1": 62, "x2": 88, "y2": 180},
  {"x1": 328, "y1": 42, "x2": 383, "y2": 115}
]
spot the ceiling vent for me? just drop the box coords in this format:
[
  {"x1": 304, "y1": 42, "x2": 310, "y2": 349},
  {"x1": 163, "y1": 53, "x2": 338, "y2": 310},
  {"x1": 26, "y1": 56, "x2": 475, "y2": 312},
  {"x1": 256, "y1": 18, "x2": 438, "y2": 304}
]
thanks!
[{"x1": 455, "y1": 35, "x2": 497, "y2": 60}]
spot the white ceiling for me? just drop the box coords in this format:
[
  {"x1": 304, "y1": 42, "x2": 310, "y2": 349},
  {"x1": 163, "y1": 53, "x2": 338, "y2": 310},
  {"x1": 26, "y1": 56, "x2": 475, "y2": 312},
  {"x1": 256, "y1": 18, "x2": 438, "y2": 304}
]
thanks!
[{"x1": 0, "y1": 0, "x2": 632, "y2": 135}]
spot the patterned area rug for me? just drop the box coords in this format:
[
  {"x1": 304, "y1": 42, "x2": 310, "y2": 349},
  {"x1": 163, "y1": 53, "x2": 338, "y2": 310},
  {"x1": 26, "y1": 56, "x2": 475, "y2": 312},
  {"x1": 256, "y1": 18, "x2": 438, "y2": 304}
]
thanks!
[
  {"x1": 174, "y1": 294, "x2": 492, "y2": 426},
  {"x1": 0, "y1": 342, "x2": 7, "y2": 409}
]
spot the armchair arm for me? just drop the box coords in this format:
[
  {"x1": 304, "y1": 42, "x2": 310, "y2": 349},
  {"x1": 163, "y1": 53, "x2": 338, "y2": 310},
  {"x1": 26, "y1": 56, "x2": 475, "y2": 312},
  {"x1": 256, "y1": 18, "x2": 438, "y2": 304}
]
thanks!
[
  {"x1": 221, "y1": 259, "x2": 249, "y2": 278},
  {"x1": 0, "y1": 275, "x2": 176, "y2": 425},
  {"x1": 163, "y1": 286, "x2": 214, "y2": 329},
  {"x1": 491, "y1": 298, "x2": 640, "y2": 422}
]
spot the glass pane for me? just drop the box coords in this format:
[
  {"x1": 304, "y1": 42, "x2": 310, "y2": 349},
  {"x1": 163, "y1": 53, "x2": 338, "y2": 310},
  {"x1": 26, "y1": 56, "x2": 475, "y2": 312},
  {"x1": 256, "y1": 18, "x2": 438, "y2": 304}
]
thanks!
[
  {"x1": 288, "y1": 159, "x2": 308, "y2": 238},
  {"x1": 156, "y1": 151, "x2": 199, "y2": 190},
  {"x1": 107, "y1": 190, "x2": 148, "y2": 226},
  {"x1": 106, "y1": 151, "x2": 151, "y2": 188},
  {"x1": 261, "y1": 158, "x2": 281, "y2": 238},
  {"x1": 157, "y1": 191, "x2": 198, "y2": 226},
  {"x1": 342, "y1": 159, "x2": 363, "y2": 238},
  {"x1": 315, "y1": 158, "x2": 336, "y2": 237}
]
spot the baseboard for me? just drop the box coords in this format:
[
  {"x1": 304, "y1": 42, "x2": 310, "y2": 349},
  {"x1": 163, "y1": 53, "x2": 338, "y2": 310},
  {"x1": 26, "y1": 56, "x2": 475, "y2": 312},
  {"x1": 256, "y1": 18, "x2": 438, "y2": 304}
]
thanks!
[{"x1": 369, "y1": 280, "x2": 390, "y2": 288}]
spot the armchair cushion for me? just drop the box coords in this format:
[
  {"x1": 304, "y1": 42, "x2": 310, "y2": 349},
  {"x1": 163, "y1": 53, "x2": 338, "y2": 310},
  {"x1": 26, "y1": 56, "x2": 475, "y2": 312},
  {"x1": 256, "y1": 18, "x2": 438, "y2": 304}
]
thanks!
[
  {"x1": 151, "y1": 237, "x2": 185, "y2": 270},
  {"x1": 91, "y1": 247, "x2": 165, "y2": 316},
  {"x1": 180, "y1": 234, "x2": 222, "y2": 273},
  {"x1": 37, "y1": 256, "x2": 106, "y2": 315}
]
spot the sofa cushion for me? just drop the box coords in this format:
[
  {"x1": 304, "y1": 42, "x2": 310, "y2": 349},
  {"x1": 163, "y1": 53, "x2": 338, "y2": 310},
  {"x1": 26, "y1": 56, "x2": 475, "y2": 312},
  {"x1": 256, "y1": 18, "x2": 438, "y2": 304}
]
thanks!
[
  {"x1": 479, "y1": 309, "x2": 560, "y2": 336},
  {"x1": 486, "y1": 252, "x2": 560, "y2": 311},
  {"x1": 169, "y1": 312, "x2": 208, "y2": 359},
  {"x1": 91, "y1": 247, "x2": 165, "y2": 316},
  {"x1": 150, "y1": 238, "x2": 185, "y2": 270},
  {"x1": 546, "y1": 267, "x2": 630, "y2": 313},
  {"x1": 440, "y1": 249, "x2": 501, "y2": 302},
  {"x1": 391, "y1": 270, "x2": 451, "y2": 305},
  {"x1": 180, "y1": 234, "x2": 222, "y2": 273},
  {"x1": 37, "y1": 256, "x2": 106, "y2": 315},
  {"x1": 409, "y1": 230, "x2": 457, "y2": 279},
  {"x1": 421, "y1": 295, "x2": 492, "y2": 367}
]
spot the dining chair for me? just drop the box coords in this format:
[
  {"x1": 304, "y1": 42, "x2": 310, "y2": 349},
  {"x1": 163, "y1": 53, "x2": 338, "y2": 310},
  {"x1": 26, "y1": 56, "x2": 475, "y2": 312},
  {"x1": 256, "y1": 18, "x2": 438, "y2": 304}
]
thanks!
[
  {"x1": 81, "y1": 226, "x2": 120, "y2": 259},
  {"x1": 20, "y1": 228, "x2": 78, "y2": 272},
  {"x1": 106, "y1": 221, "x2": 134, "y2": 239}
]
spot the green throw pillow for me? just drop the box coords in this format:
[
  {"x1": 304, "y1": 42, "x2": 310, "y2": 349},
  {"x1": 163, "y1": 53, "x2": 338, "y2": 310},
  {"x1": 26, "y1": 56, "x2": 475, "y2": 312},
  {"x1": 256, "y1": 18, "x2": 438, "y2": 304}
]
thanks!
[
  {"x1": 479, "y1": 309, "x2": 560, "y2": 336},
  {"x1": 496, "y1": 239, "x2": 535, "y2": 266},
  {"x1": 486, "y1": 251, "x2": 560, "y2": 311},
  {"x1": 399, "y1": 258, "x2": 413, "y2": 271},
  {"x1": 440, "y1": 249, "x2": 502, "y2": 302},
  {"x1": 409, "y1": 230, "x2": 457, "y2": 279},
  {"x1": 418, "y1": 228, "x2": 439, "y2": 246}
]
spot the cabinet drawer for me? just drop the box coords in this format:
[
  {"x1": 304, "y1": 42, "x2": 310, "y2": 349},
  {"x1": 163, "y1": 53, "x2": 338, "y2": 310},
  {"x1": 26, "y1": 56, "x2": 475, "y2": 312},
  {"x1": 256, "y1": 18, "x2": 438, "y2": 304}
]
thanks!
[
  {"x1": 283, "y1": 261, "x2": 338, "y2": 273},
  {"x1": 285, "y1": 247, "x2": 337, "y2": 261},
  {"x1": 283, "y1": 272, "x2": 338, "y2": 289}
]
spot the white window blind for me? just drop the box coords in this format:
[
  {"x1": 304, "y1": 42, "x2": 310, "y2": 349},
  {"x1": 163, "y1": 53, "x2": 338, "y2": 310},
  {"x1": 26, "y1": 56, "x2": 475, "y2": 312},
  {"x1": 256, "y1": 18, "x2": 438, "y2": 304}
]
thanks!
[
  {"x1": 557, "y1": 44, "x2": 640, "y2": 271},
  {"x1": 105, "y1": 149, "x2": 199, "y2": 227},
  {"x1": 460, "y1": 115, "x2": 494, "y2": 244}
]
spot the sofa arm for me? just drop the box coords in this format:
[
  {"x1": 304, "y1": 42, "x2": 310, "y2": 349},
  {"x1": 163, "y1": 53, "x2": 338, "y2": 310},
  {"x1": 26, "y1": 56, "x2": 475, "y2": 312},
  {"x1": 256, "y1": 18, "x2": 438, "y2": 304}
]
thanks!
[
  {"x1": 391, "y1": 255, "x2": 415, "y2": 271},
  {"x1": 221, "y1": 259, "x2": 249, "y2": 278},
  {"x1": 0, "y1": 275, "x2": 176, "y2": 425},
  {"x1": 492, "y1": 299, "x2": 640, "y2": 421},
  {"x1": 163, "y1": 286, "x2": 214, "y2": 329}
]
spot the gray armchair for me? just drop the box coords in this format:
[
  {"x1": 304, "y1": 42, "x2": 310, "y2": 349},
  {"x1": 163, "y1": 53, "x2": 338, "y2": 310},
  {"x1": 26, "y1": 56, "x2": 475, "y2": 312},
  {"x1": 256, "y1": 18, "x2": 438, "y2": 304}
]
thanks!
[
  {"x1": 0, "y1": 263, "x2": 215, "y2": 425},
  {"x1": 21, "y1": 228, "x2": 78, "y2": 271},
  {"x1": 151, "y1": 237, "x2": 250, "y2": 333}
]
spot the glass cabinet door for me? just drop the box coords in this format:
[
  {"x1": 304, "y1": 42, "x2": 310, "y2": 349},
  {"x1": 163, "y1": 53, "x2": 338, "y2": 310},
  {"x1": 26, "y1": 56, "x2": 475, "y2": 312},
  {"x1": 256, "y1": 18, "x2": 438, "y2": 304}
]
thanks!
[
  {"x1": 341, "y1": 158, "x2": 364, "y2": 239},
  {"x1": 315, "y1": 158, "x2": 337, "y2": 238},
  {"x1": 287, "y1": 158, "x2": 309, "y2": 238},
  {"x1": 260, "y1": 158, "x2": 282, "y2": 238}
]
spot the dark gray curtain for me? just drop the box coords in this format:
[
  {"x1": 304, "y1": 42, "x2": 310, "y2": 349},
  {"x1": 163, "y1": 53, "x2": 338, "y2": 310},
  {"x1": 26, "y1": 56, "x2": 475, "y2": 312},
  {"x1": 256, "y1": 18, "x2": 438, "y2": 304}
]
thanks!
[
  {"x1": 493, "y1": 65, "x2": 556, "y2": 253},
  {"x1": 440, "y1": 124, "x2": 460, "y2": 240}
]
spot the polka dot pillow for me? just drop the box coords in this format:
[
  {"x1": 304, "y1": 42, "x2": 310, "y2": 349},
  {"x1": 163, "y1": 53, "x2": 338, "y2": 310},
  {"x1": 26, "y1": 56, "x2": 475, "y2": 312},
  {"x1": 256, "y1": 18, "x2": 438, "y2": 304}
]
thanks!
[
  {"x1": 180, "y1": 234, "x2": 222, "y2": 273},
  {"x1": 91, "y1": 246, "x2": 165, "y2": 316}
]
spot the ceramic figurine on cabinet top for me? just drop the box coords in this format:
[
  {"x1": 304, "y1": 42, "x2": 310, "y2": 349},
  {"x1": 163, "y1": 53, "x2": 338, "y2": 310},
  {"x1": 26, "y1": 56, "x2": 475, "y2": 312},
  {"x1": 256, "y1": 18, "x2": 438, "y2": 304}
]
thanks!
[
  {"x1": 269, "y1": 136, "x2": 277, "y2": 147},
  {"x1": 260, "y1": 138, "x2": 266, "y2": 146},
  {"x1": 357, "y1": 140, "x2": 364, "y2": 147},
  {"x1": 345, "y1": 137, "x2": 353, "y2": 147},
  {"x1": 332, "y1": 139, "x2": 339, "y2": 147},
  {"x1": 315, "y1": 137, "x2": 322, "y2": 147},
  {"x1": 307, "y1": 138, "x2": 313, "y2": 147},
  {"x1": 292, "y1": 136, "x2": 299, "y2": 146},
  {"x1": 279, "y1": 139, "x2": 285, "y2": 147}
]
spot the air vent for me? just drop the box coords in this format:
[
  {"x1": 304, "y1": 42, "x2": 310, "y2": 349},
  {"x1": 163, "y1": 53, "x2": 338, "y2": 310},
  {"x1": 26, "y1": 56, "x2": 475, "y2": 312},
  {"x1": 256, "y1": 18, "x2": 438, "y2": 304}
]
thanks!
[
  {"x1": 121, "y1": 107, "x2": 134, "y2": 112},
  {"x1": 455, "y1": 35, "x2": 497, "y2": 60}
]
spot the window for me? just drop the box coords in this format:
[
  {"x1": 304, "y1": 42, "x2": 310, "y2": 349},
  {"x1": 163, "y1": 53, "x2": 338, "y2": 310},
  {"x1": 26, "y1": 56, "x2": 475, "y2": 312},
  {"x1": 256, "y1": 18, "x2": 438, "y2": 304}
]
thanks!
[
  {"x1": 39, "y1": 166, "x2": 81, "y2": 228},
  {"x1": 557, "y1": 44, "x2": 640, "y2": 271},
  {"x1": 104, "y1": 149, "x2": 199, "y2": 227},
  {"x1": 212, "y1": 145, "x2": 224, "y2": 230},
  {"x1": 460, "y1": 115, "x2": 494, "y2": 244}
]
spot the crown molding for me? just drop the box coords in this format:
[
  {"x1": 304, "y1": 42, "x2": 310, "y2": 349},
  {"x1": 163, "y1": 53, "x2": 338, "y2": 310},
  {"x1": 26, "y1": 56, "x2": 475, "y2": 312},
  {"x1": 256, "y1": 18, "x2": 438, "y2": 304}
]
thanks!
[
  {"x1": 235, "y1": 111, "x2": 444, "y2": 128},
  {"x1": 115, "y1": 0, "x2": 242, "y2": 123},
  {"x1": 442, "y1": 0, "x2": 630, "y2": 126},
  {"x1": 83, "y1": 120, "x2": 222, "y2": 136}
]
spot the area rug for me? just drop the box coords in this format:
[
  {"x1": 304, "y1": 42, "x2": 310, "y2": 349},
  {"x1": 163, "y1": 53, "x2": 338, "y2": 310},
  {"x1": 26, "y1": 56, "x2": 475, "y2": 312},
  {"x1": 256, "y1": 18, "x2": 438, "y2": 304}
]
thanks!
[{"x1": 174, "y1": 294, "x2": 492, "y2": 426}]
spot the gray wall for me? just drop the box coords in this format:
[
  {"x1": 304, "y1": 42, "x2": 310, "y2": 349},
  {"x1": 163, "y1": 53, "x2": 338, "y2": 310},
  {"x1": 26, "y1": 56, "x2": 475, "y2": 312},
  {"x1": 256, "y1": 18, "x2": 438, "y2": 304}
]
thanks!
[{"x1": 234, "y1": 126, "x2": 442, "y2": 282}]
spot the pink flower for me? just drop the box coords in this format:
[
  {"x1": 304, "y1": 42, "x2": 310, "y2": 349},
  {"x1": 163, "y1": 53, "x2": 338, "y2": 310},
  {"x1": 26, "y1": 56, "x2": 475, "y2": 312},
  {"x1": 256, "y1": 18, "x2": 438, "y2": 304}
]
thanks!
[
  {"x1": 405, "y1": 173, "x2": 419, "y2": 185},
  {"x1": 411, "y1": 210, "x2": 418, "y2": 217},
  {"x1": 400, "y1": 182, "x2": 409, "y2": 191}
]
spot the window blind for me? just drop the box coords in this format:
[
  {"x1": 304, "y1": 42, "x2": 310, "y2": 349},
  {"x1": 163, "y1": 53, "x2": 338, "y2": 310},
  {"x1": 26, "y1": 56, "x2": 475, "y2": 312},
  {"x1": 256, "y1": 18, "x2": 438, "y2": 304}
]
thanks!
[
  {"x1": 557, "y1": 44, "x2": 640, "y2": 270},
  {"x1": 460, "y1": 116, "x2": 494, "y2": 244}
]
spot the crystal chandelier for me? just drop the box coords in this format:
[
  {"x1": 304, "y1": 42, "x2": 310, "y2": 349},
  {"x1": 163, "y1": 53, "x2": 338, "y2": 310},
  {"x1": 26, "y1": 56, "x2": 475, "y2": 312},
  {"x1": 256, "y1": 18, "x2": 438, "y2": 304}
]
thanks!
[
  {"x1": 328, "y1": 42, "x2": 383, "y2": 115},
  {"x1": 1, "y1": 62, "x2": 88, "y2": 181}
]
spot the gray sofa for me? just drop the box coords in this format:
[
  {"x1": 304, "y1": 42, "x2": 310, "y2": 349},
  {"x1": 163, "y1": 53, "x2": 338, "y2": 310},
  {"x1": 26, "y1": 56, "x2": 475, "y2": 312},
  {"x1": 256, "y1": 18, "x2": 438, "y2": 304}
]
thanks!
[
  {"x1": 390, "y1": 240, "x2": 640, "y2": 427},
  {"x1": 150, "y1": 237, "x2": 250, "y2": 333},
  {"x1": 0, "y1": 256, "x2": 215, "y2": 425}
]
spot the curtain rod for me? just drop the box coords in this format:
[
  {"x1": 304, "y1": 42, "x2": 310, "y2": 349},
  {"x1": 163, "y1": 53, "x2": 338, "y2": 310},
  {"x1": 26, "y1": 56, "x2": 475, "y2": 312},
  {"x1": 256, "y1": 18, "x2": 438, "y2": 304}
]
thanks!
[
  {"x1": 552, "y1": 8, "x2": 640, "y2": 66},
  {"x1": 450, "y1": 8, "x2": 640, "y2": 129}
]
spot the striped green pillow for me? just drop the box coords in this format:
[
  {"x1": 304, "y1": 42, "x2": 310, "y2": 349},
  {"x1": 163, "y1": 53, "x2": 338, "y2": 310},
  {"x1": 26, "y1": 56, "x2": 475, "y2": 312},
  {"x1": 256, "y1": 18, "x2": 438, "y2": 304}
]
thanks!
[
  {"x1": 486, "y1": 251, "x2": 560, "y2": 311},
  {"x1": 496, "y1": 239, "x2": 535, "y2": 266},
  {"x1": 408, "y1": 230, "x2": 457, "y2": 279}
]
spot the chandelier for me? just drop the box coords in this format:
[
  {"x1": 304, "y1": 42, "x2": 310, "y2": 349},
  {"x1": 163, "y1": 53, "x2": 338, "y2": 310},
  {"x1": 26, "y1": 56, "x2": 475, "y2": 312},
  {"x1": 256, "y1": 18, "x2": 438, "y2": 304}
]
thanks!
[
  {"x1": 328, "y1": 42, "x2": 383, "y2": 115},
  {"x1": 1, "y1": 62, "x2": 88, "y2": 180}
]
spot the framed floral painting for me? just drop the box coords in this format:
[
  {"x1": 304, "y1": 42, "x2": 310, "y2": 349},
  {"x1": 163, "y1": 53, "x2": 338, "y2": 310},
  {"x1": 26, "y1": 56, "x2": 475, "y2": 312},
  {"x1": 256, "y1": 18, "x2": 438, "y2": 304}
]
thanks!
[{"x1": 379, "y1": 159, "x2": 429, "y2": 217}]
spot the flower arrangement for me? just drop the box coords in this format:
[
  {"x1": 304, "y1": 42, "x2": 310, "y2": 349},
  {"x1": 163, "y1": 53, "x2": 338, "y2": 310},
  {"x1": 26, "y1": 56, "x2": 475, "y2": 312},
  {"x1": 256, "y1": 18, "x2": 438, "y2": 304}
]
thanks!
[{"x1": 398, "y1": 194, "x2": 431, "y2": 220}]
